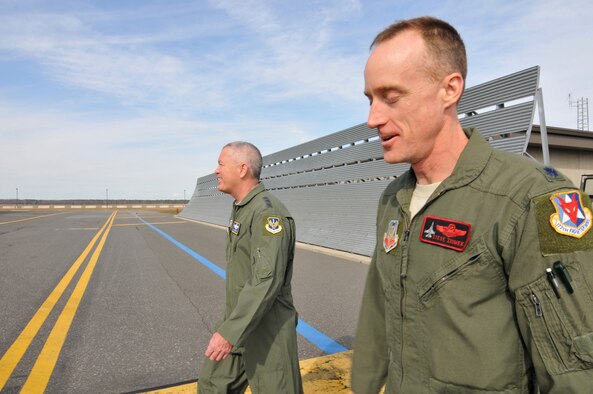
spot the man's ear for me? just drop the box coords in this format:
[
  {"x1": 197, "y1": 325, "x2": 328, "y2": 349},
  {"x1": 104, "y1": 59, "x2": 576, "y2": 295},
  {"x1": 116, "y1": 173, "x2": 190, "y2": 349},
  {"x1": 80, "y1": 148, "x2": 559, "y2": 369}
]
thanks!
[
  {"x1": 442, "y1": 72, "x2": 464, "y2": 109},
  {"x1": 238, "y1": 163, "x2": 249, "y2": 179}
]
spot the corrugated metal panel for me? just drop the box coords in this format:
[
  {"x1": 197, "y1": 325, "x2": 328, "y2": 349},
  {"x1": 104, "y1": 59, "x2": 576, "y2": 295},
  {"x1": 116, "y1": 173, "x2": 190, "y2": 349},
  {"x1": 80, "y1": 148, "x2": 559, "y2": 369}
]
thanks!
[
  {"x1": 261, "y1": 138, "x2": 383, "y2": 178},
  {"x1": 264, "y1": 160, "x2": 407, "y2": 189},
  {"x1": 271, "y1": 181, "x2": 392, "y2": 255},
  {"x1": 460, "y1": 102, "x2": 535, "y2": 137},
  {"x1": 489, "y1": 136, "x2": 528, "y2": 153},
  {"x1": 458, "y1": 66, "x2": 539, "y2": 113},
  {"x1": 263, "y1": 123, "x2": 376, "y2": 165},
  {"x1": 180, "y1": 67, "x2": 540, "y2": 256},
  {"x1": 181, "y1": 192, "x2": 233, "y2": 226}
]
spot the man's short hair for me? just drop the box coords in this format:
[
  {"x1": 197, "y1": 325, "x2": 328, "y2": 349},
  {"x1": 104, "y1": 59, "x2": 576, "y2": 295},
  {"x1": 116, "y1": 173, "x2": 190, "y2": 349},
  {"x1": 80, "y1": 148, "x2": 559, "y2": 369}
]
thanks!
[
  {"x1": 224, "y1": 141, "x2": 263, "y2": 180},
  {"x1": 371, "y1": 16, "x2": 467, "y2": 83}
]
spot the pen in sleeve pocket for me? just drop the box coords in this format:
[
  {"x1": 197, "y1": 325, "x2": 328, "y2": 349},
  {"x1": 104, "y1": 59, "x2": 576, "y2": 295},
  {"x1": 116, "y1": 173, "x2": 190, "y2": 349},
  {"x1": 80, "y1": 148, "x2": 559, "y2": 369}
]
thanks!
[
  {"x1": 553, "y1": 261, "x2": 574, "y2": 294},
  {"x1": 546, "y1": 268, "x2": 561, "y2": 299}
]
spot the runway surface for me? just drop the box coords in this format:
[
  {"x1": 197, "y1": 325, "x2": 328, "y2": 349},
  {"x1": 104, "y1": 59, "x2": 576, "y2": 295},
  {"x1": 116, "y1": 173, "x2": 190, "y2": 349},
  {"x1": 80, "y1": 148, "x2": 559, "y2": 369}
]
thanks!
[{"x1": 0, "y1": 210, "x2": 368, "y2": 393}]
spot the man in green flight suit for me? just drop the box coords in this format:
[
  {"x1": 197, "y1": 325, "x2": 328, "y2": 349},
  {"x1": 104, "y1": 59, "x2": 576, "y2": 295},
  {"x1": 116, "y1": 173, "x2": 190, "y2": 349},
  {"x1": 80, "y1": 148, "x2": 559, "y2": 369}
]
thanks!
[
  {"x1": 199, "y1": 142, "x2": 303, "y2": 393},
  {"x1": 352, "y1": 16, "x2": 593, "y2": 393}
]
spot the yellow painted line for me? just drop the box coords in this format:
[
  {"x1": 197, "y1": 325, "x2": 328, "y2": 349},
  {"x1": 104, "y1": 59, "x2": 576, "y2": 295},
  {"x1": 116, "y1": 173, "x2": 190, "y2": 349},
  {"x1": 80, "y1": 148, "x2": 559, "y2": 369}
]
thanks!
[
  {"x1": 0, "y1": 211, "x2": 116, "y2": 391},
  {"x1": 112, "y1": 221, "x2": 187, "y2": 227},
  {"x1": 20, "y1": 211, "x2": 118, "y2": 393},
  {"x1": 0, "y1": 212, "x2": 65, "y2": 225},
  {"x1": 141, "y1": 381, "x2": 198, "y2": 394}
]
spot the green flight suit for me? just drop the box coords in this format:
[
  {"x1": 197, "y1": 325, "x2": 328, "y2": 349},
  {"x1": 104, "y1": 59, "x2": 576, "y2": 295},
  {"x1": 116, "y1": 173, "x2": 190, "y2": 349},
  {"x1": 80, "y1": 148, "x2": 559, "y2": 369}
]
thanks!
[
  {"x1": 199, "y1": 183, "x2": 303, "y2": 394},
  {"x1": 352, "y1": 128, "x2": 593, "y2": 393}
]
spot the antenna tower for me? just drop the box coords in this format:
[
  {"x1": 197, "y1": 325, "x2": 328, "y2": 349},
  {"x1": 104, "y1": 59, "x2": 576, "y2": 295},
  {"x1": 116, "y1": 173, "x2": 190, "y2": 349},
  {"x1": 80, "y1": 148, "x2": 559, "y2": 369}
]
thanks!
[{"x1": 569, "y1": 94, "x2": 590, "y2": 131}]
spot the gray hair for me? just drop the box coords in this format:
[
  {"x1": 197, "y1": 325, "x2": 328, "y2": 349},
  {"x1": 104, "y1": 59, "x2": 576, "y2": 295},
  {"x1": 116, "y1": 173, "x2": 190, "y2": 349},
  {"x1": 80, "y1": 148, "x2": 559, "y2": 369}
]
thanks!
[{"x1": 224, "y1": 141, "x2": 263, "y2": 180}]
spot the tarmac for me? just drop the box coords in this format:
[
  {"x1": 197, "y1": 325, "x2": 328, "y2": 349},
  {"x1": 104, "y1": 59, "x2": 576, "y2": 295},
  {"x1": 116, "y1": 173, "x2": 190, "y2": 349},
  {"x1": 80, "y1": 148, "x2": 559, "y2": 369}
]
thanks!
[{"x1": 0, "y1": 209, "x2": 369, "y2": 393}]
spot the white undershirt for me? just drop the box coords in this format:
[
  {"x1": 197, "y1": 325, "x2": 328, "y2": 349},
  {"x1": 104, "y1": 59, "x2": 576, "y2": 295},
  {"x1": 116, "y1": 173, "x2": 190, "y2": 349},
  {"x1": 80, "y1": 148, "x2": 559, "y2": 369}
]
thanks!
[{"x1": 410, "y1": 182, "x2": 441, "y2": 219}]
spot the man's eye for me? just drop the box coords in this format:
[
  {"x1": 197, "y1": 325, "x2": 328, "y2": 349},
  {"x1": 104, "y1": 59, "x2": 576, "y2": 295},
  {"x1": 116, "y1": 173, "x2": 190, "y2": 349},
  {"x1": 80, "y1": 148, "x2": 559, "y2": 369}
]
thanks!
[{"x1": 384, "y1": 95, "x2": 400, "y2": 104}]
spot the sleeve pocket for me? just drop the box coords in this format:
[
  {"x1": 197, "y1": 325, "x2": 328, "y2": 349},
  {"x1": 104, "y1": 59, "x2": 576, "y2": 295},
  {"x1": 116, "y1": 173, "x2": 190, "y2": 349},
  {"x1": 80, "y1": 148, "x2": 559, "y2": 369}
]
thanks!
[
  {"x1": 516, "y1": 261, "x2": 593, "y2": 374},
  {"x1": 254, "y1": 247, "x2": 273, "y2": 282}
]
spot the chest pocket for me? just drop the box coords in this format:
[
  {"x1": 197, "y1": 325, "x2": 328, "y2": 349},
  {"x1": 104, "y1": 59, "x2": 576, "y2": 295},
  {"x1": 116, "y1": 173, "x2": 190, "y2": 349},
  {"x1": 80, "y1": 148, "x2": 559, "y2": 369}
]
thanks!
[
  {"x1": 417, "y1": 237, "x2": 506, "y2": 309},
  {"x1": 416, "y1": 238, "x2": 523, "y2": 389}
]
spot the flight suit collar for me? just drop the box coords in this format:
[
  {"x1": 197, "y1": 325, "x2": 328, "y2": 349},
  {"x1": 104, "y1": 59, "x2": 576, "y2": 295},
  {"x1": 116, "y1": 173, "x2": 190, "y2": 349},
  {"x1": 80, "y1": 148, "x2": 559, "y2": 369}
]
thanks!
[
  {"x1": 440, "y1": 128, "x2": 492, "y2": 191},
  {"x1": 395, "y1": 172, "x2": 417, "y2": 217},
  {"x1": 235, "y1": 183, "x2": 265, "y2": 207},
  {"x1": 395, "y1": 128, "x2": 492, "y2": 210}
]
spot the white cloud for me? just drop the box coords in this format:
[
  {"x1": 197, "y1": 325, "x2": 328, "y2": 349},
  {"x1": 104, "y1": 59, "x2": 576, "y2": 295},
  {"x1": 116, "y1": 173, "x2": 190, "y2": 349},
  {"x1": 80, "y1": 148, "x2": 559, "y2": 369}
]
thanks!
[
  {"x1": 0, "y1": 11, "x2": 228, "y2": 111},
  {"x1": 0, "y1": 1, "x2": 368, "y2": 113},
  {"x1": 208, "y1": 0, "x2": 366, "y2": 101}
]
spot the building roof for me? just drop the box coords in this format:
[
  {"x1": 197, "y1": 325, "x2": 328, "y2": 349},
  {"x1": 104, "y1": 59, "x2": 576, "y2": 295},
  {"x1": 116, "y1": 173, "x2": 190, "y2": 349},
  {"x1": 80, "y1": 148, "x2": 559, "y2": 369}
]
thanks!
[{"x1": 529, "y1": 125, "x2": 593, "y2": 152}]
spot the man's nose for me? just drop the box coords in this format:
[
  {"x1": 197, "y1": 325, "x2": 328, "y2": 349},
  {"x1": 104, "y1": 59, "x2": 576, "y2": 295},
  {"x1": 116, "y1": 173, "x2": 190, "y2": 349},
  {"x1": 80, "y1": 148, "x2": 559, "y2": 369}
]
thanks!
[{"x1": 367, "y1": 102, "x2": 386, "y2": 129}]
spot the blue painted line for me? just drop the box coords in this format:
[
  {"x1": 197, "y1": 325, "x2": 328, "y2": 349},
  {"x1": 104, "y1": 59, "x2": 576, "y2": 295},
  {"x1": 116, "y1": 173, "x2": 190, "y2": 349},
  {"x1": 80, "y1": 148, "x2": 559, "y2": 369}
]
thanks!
[
  {"x1": 296, "y1": 320, "x2": 347, "y2": 354},
  {"x1": 133, "y1": 213, "x2": 226, "y2": 279},
  {"x1": 132, "y1": 212, "x2": 348, "y2": 354}
]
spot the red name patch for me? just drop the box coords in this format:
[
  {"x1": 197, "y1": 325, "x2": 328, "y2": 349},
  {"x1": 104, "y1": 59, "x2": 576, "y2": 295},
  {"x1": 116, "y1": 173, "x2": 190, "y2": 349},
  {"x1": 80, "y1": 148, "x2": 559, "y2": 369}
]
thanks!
[{"x1": 420, "y1": 216, "x2": 471, "y2": 252}]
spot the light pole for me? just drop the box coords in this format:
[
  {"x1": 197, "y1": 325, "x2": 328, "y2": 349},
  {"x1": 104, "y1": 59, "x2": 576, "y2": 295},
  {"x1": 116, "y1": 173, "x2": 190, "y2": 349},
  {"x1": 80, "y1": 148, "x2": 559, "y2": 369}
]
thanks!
[
  {"x1": 184, "y1": 189, "x2": 186, "y2": 201},
  {"x1": 106, "y1": 188, "x2": 109, "y2": 208},
  {"x1": 16, "y1": 187, "x2": 18, "y2": 208}
]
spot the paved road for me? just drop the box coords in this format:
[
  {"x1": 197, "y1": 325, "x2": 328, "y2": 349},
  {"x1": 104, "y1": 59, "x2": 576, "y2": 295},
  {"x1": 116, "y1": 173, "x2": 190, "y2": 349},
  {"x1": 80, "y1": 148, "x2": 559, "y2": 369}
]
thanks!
[{"x1": 0, "y1": 210, "x2": 368, "y2": 393}]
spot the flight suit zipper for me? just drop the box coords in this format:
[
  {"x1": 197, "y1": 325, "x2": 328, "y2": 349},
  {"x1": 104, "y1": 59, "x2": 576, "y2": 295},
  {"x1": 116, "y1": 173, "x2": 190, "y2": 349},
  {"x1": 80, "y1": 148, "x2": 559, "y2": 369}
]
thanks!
[
  {"x1": 398, "y1": 208, "x2": 411, "y2": 387},
  {"x1": 531, "y1": 291, "x2": 542, "y2": 317},
  {"x1": 397, "y1": 186, "x2": 443, "y2": 387},
  {"x1": 227, "y1": 206, "x2": 237, "y2": 262},
  {"x1": 529, "y1": 290, "x2": 567, "y2": 370},
  {"x1": 399, "y1": 209, "x2": 410, "y2": 317}
]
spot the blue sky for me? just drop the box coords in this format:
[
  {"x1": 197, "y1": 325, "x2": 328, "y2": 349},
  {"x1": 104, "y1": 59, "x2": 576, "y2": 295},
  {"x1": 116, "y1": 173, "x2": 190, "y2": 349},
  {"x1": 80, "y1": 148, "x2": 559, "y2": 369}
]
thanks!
[{"x1": 1, "y1": 0, "x2": 592, "y2": 200}]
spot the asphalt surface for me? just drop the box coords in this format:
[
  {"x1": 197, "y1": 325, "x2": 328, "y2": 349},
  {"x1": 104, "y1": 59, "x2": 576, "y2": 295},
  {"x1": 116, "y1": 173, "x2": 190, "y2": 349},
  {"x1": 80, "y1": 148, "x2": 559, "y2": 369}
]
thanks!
[{"x1": 0, "y1": 210, "x2": 368, "y2": 393}]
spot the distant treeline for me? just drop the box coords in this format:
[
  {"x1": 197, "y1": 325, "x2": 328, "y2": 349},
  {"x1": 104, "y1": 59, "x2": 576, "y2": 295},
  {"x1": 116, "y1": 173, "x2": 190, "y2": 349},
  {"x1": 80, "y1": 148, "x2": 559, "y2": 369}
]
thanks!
[{"x1": 1, "y1": 199, "x2": 188, "y2": 205}]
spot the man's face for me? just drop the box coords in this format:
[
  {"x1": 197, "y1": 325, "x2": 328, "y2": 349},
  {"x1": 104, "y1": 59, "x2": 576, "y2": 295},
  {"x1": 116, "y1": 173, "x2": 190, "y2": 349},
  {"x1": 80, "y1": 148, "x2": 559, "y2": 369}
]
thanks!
[
  {"x1": 214, "y1": 147, "x2": 241, "y2": 195},
  {"x1": 364, "y1": 30, "x2": 446, "y2": 164}
]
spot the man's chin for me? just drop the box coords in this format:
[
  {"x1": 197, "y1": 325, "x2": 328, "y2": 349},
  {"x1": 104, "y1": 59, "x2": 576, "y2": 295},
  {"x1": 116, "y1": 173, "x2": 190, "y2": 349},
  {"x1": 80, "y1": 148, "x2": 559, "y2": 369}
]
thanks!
[{"x1": 383, "y1": 154, "x2": 403, "y2": 164}]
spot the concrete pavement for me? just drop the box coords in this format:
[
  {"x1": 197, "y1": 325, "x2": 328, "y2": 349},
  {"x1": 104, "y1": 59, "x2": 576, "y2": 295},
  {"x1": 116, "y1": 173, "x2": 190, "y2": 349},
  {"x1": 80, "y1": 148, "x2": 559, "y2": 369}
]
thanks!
[{"x1": 0, "y1": 210, "x2": 368, "y2": 393}]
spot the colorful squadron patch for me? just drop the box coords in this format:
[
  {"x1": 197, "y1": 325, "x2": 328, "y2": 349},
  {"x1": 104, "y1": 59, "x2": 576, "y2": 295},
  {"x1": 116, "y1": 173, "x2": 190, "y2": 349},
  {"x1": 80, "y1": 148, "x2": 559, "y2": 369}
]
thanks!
[
  {"x1": 549, "y1": 190, "x2": 592, "y2": 238},
  {"x1": 383, "y1": 220, "x2": 399, "y2": 253},
  {"x1": 265, "y1": 216, "x2": 283, "y2": 234},
  {"x1": 230, "y1": 221, "x2": 241, "y2": 235}
]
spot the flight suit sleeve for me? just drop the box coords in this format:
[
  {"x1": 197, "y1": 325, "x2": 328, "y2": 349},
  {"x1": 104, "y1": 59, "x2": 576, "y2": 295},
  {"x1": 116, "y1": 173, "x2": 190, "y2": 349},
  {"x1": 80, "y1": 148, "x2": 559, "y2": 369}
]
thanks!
[
  {"x1": 216, "y1": 212, "x2": 292, "y2": 349},
  {"x1": 510, "y1": 190, "x2": 593, "y2": 393},
  {"x1": 351, "y1": 249, "x2": 389, "y2": 394}
]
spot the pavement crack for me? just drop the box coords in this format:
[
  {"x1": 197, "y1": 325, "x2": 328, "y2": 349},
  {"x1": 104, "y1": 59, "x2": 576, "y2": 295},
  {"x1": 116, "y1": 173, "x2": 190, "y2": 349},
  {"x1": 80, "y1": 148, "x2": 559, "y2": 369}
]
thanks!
[{"x1": 142, "y1": 235, "x2": 215, "y2": 335}]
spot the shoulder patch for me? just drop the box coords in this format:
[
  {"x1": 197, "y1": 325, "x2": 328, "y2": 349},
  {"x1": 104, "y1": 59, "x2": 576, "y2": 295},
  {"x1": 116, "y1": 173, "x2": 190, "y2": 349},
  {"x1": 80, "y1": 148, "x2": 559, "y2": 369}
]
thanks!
[
  {"x1": 263, "y1": 216, "x2": 282, "y2": 235},
  {"x1": 535, "y1": 190, "x2": 593, "y2": 255},
  {"x1": 549, "y1": 191, "x2": 592, "y2": 238},
  {"x1": 536, "y1": 166, "x2": 566, "y2": 182}
]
